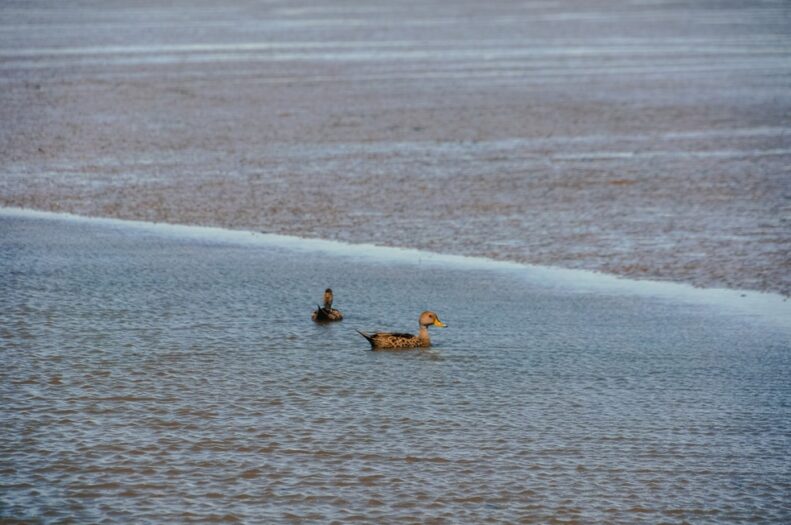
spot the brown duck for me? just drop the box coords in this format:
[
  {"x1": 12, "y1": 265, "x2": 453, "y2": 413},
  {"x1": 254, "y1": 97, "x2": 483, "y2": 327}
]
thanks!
[
  {"x1": 357, "y1": 311, "x2": 447, "y2": 350},
  {"x1": 311, "y1": 288, "x2": 343, "y2": 322}
]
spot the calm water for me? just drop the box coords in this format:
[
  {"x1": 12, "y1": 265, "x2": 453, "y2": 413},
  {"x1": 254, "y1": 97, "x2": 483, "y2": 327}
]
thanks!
[{"x1": 1, "y1": 212, "x2": 789, "y2": 524}]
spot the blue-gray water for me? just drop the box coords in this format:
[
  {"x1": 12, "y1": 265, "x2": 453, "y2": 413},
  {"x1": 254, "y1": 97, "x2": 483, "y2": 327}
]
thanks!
[{"x1": 1, "y1": 212, "x2": 789, "y2": 524}]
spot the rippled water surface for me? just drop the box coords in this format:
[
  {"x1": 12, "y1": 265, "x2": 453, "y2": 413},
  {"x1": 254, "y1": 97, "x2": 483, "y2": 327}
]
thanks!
[{"x1": 1, "y1": 213, "x2": 790, "y2": 524}]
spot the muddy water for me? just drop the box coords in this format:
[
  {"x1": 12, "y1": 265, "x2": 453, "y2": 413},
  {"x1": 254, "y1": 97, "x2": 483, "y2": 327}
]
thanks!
[
  {"x1": 1, "y1": 1, "x2": 789, "y2": 295},
  {"x1": 1, "y1": 212, "x2": 789, "y2": 523}
]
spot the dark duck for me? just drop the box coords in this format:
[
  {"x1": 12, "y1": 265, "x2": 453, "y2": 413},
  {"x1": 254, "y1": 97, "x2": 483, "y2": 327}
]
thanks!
[{"x1": 311, "y1": 288, "x2": 343, "y2": 322}]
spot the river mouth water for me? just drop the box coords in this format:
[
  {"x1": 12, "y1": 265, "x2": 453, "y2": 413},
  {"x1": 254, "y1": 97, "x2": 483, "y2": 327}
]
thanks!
[{"x1": 1, "y1": 210, "x2": 789, "y2": 524}]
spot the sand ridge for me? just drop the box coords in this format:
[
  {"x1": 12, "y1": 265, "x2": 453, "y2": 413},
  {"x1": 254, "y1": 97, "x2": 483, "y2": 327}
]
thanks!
[{"x1": 1, "y1": 0, "x2": 789, "y2": 294}]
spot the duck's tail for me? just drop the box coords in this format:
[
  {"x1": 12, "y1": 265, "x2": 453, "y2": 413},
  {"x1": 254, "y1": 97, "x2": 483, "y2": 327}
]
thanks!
[
  {"x1": 313, "y1": 305, "x2": 330, "y2": 321},
  {"x1": 356, "y1": 329, "x2": 375, "y2": 347}
]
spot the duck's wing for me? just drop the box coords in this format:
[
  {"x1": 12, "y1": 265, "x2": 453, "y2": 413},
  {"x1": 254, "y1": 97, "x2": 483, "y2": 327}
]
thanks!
[
  {"x1": 387, "y1": 332, "x2": 416, "y2": 339},
  {"x1": 359, "y1": 331, "x2": 414, "y2": 339}
]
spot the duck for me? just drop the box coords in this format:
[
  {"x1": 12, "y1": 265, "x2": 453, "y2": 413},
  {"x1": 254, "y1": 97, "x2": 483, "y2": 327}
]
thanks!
[
  {"x1": 312, "y1": 288, "x2": 343, "y2": 322},
  {"x1": 357, "y1": 311, "x2": 446, "y2": 350}
]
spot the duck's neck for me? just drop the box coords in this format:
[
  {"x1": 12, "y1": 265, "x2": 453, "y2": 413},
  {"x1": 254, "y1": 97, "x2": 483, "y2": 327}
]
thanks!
[
  {"x1": 323, "y1": 300, "x2": 332, "y2": 310},
  {"x1": 418, "y1": 325, "x2": 430, "y2": 343}
]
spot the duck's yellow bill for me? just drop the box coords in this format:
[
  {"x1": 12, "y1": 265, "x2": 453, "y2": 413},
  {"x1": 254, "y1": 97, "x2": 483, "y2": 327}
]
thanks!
[{"x1": 433, "y1": 319, "x2": 447, "y2": 328}]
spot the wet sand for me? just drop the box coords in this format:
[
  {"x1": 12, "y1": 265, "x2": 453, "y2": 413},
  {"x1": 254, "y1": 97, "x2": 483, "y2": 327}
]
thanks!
[{"x1": 1, "y1": 0, "x2": 790, "y2": 294}]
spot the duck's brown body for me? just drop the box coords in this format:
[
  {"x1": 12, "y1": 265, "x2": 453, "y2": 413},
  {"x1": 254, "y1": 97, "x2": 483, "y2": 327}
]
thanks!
[
  {"x1": 312, "y1": 288, "x2": 343, "y2": 322},
  {"x1": 312, "y1": 307, "x2": 343, "y2": 322},
  {"x1": 357, "y1": 311, "x2": 446, "y2": 350},
  {"x1": 357, "y1": 330, "x2": 431, "y2": 349}
]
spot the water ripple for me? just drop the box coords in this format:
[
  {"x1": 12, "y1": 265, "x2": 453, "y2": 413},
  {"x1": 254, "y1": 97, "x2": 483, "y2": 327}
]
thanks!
[{"x1": 1, "y1": 214, "x2": 789, "y2": 523}]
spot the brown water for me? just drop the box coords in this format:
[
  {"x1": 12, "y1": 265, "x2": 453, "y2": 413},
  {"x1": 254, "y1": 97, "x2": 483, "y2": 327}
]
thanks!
[
  {"x1": 2, "y1": 211, "x2": 790, "y2": 523},
  {"x1": 1, "y1": 1, "x2": 790, "y2": 294}
]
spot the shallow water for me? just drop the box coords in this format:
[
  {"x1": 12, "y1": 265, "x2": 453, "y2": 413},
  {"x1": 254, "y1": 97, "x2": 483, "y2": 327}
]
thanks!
[{"x1": 1, "y1": 212, "x2": 789, "y2": 524}]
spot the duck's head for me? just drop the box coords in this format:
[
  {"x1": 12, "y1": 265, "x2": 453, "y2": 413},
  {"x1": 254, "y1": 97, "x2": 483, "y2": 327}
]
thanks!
[
  {"x1": 323, "y1": 288, "x2": 334, "y2": 308},
  {"x1": 419, "y1": 311, "x2": 446, "y2": 328}
]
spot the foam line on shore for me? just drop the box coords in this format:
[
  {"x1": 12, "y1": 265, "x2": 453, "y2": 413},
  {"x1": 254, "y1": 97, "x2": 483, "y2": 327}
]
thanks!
[{"x1": 3, "y1": 207, "x2": 788, "y2": 330}]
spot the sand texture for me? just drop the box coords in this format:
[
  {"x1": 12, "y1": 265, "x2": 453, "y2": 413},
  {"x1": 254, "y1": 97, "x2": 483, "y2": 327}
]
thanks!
[{"x1": 1, "y1": 0, "x2": 789, "y2": 294}]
